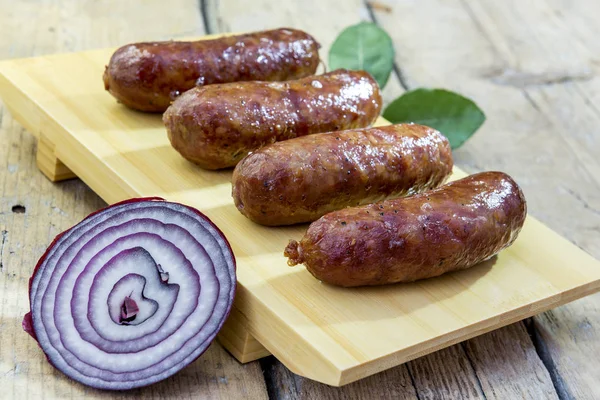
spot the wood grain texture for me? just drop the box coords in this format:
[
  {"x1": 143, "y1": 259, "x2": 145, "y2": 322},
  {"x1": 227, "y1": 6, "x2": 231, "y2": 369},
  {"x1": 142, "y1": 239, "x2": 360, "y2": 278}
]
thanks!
[
  {"x1": 202, "y1": 2, "x2": 486, "y2": 397},
  {"x1": 218, "y1": 307, "x2": 271, "y2": 363},
  {"x1": 260, "y1": 355, "x2": 418, "y2": 400},
  {"x1": 1, "y1": 0, "x2": 600, "y2": 398},
  {"x1": 463, "y1": 323, "x2": 558, "y2": 399},
  {"x1": 369, "y1": 0, "x2": 600, "y2": 398},
  {"x1": 405, "y1": 345, "x2": 484, "y2": 399},
  {"x1": 204, "y1": 0, "x2": 570, "y2": 398},
  {"x1": 2, "y1": 12, "x2": 600, "y2": 393},
  {"x1": 36, "y1": 134, "x2": 76, "y2": 181},
  {"x1": 0, "y1": 1, "x2": 268, "y2": 399},
  {"x1": 455, "y1": 1, "x2": 600, "y2": 398}
]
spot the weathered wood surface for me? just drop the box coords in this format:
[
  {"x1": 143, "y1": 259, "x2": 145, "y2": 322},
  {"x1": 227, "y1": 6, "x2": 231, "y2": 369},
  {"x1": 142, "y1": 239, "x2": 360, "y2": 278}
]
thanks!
[
  {"x1": 5, "y1": 42, "x2": 598, "y2": 389},
  {"x1": 0, "y1": 0, "x2": 598, "y2": 398},
  {"x1": 206, "y1": 0, "x2": 600, "y2": 398},
  {"x1": 0, "y1": 1, "x2": 268, "y2": 399},
  {"x1": 370, "y1": 1, "x2": 600, "y2": 399}
]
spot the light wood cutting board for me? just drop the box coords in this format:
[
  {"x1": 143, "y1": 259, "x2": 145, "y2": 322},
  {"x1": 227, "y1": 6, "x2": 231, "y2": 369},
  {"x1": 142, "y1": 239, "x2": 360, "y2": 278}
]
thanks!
[{"x1": 1, "y1": 36, "x2": 599, "y2": 386}]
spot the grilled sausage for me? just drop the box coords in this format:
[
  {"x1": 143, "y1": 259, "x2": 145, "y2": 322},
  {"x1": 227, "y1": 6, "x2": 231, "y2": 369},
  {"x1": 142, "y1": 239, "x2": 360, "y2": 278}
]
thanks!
[
  {"x1": 285, "y1": 171, "x2": 527, "y2": 287},
  {"x1": 164, "y1": 69, "x2": 382, "y2": 169},
  {"x1": 232, "y1": 124, "x2": 453, "y2": 226},
  {"x1": 103, "y1": 28, "x2": 320, "y2": 112}
]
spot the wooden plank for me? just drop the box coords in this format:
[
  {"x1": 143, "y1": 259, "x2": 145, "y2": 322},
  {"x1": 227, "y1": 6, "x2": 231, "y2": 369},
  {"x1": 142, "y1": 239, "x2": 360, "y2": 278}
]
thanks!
[
  {"x1": 405, "y1": 346, "x2": 485, "y2": 399},
  {"x1": 4, "y1": 46, "x2": 598, "y2": 389},
  {"x1": 0, "y1": 1, "x2": 596, "y2": 396},
  {"x1": 36, "y1": 134, "x2": 76, "y2": 181},
  {"x1": 155, "y1": 0, "x2": 594, "y2": 396},
  {"x1": 217, "y1": 307, "x2": 271, "y2": 363},
  {"x1": 459, "y1": 2, "x2": 600, "y2": 399},
  {"x1": 454, "y1": 1, "x2": 600, "y2": 398},
  {"x1": 261, "y1": 355, "x2": 419, "y2": 400},
  {"x1": 463, "y1": 323, "x2": 558, "y2": 399},
  {"x1": 371, "y1": 0, "x2": 600, "y2": 398},
  {"x1": 200, "y1": 2, "x2": 475, "y2": 397},
  {"x1": 0, "y1": 1, "x2": 269, "y2": 398}
]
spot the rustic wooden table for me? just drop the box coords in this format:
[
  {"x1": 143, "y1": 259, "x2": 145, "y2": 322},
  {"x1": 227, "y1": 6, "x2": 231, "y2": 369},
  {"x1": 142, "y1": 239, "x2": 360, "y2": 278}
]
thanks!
[{"x1": 1, "y1": 0, "x2": 599, "y2": 398}]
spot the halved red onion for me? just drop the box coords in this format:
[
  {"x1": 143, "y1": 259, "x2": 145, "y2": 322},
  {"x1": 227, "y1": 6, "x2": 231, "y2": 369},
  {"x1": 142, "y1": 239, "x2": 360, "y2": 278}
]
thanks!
[{"x1": 22, "y1": 198, "x2": 236, "y2": 390}]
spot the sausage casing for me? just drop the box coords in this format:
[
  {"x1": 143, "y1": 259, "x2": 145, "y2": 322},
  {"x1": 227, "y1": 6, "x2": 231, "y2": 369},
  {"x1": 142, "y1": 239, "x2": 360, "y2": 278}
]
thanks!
[
  {"x1": 285, "y1": 171, "x2": 527, "y2": 287},
  {"x1": 232, "y1": 124, "x2": 453, "y2": 225},
  {"x1": 103, "y1": 28, "x2": 320, "y2": 112},
  {"x1": 163, "y1": 69, "x2": 382, "y2": 169}
]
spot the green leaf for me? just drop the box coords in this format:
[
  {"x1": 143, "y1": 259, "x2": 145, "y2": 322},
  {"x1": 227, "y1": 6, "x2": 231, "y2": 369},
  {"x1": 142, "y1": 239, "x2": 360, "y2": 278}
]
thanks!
[
  {"x1": 383, "y1": 89, "x2": 486, "y2": 149},
  {"x1": 329, "y1": 22, "x2": 394, "y2": 89}
]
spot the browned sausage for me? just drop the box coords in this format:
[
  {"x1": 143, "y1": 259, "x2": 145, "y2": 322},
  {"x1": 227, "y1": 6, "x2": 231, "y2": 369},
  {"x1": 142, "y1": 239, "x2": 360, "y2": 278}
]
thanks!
[
  {"x1": 163, "y1": 69, "x2": 382, "y2": 170},
  {"x1": 232, "y1": 124, "x2": 453, "y2": 226},
  {"x1": 285, "y1": 171, "x2": 527, "y2": 287},
  {"x1": 103, "y1": 28, "x2": 320, "y2": 112}
]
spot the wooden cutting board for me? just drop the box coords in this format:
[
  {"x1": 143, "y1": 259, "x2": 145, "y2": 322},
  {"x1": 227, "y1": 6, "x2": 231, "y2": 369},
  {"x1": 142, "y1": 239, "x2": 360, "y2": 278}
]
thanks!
[{"x1": 1, "y1": 37, "x2": 600, "y2": 387}]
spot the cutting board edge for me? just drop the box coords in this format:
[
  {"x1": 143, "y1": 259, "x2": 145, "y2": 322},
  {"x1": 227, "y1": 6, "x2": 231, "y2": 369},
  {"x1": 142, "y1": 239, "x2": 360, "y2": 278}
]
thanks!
[
  {"x1": 337, "y1": 277, "x2": 600, "y2": 385},
  {"x1": 0, "y1": 64, "x2": 42, "y2": 138},
  {"x1": 230, "y1": 265, "x2": 600, "y2": 386},
  {"x1": 2, "y1": 45, "x2": 600, "y2": 387}
]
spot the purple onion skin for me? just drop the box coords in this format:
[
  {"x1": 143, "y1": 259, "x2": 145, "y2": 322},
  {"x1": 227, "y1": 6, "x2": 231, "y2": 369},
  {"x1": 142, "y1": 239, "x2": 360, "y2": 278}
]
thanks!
[{"x1": 23, "y1": 197, "x2": 237, "y2": 390}]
